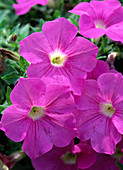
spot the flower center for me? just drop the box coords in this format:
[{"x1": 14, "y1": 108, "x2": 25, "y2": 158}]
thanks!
[
  {"x1": 95, "y1": 20, "x2": 106, "y2": 29},
  {"x1": 50, "y1": 50, "x2": 66, "y2": 67},
  {"x1": 29, "y1": 106, "x2": 45, "y2": 120},
  {"x1": 61, "y1": 151, "x2": 76, "y2": 165},
  {"x1": 100, "y1": 103, "x2": 115, "y2": 118}
]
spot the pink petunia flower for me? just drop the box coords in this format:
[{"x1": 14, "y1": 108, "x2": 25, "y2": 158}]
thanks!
[
  {"x1": 69, "y1": 0, "x2": 123, "y2": 42},
  {"x1": 13, "y1": 0, "x2": 48, "y2": 15},
  {"x1": 32, "y1": 141, "x2": 96, "y2": 170},
  {"x1": 87, "y1": 60, "x2": 109, "y2": 80},
  {"x1": 74, "y1": 73, "x2": 123, "y2": 155},
  {"x1": 19, "y1": 17, "x2": 98, "y2": 95},
  {"x1": 86, "y1": 153, "x2": 120, "y2": 170},
  {"x1": 0, "y1": 78, "x2": 76, "y2": 159}
]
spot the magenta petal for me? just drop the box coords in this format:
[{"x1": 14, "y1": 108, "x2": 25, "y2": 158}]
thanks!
[
  {"x1": 65, "y1": 36, "x2": 98, "y2": 72},
  {"x1": 22, "y1": 120, "x2": 53, "y2": 159},
  {"x1": 13, "y1": 3, "x2": 32, "y2": 16},
  {"x1": 105, "y1": 0, "x2": 121, "y2": 9},
  {"x1": 32, "y1": 144, "x2": 77, "y2": 170},
  {"x1": 69, "y1": 2, "x2": 94, "y2": 16},
  {"x1": 46, "y1": 113, "x2": 76, "y2": 130},
  {"x1": 97, "y1": 73, "x2": 123, "y2": 102},
  {"x1": 10, "y1": 78, "x2": 46, "y2": 109},
  {"x1": 75, "y1": 80, "x2": 104, "y2": 110},
  {"x1": 1, "y1": 105, "x2": 31, "y2": 142},
  {"x1": 13, "y1": 0, "x2": 48, "y2": 15},
  {"x1": 87, "y1": 60, "x2": 109, "y2": 80},
  {"x1": 90, "y1": 1, "x2": 120, "y2": 21},
  {"x1": 27, "y1": 63, "x2": 54, "y2": 78},
  {"x1": 112, "y1": 113, "x2": 123, "y2": 134},
  {"x1": 46, "y1": 90, "x2": 75, "y2": 114},
  {"x1": 41, "y1": 75, "x2": 70, "y2": 87},
  {"x1": 112, "y1": 100, "x2": 123, "y2": 134},
  {"x1": 77, "y1": 114, "x2": 121, "y2": 154},
  {"x1": 27, "y1": 62, "x2": 86, "y2": 95},
  {"x1": 106, "y1": 22, "x2": 123, "y2": 43},
  {"x1": 79, "y1": 15, "x2": 106, "y2": 38},
  {"x1": 75, "y1": 143, "x2": 96, "y2": 169},
  {"x1": 32, "y1": 153, "x2": 63, "y2": 170},
  {"x1": 87, "y1": 153, "x2": 120, "y2": 170},
  {"x1": 105, "y1": 7, "x2": 123, "y2": 27},
  {"x1": 44, "y1": 84, "x2": 68, "y2": 107},
  {"x1": 42, "y1": 18, "x2": 77, "y2": 51},
  {"x1": 91, "y1": 118, "x2": 122, "y2": 154},
  {"x1": 42, "y1": 117, "x2": 76, "y2": 148},
  {"x1": 63, "y1": 65, "x2": 86, "y2": 95},
  {"x1": 19, "y1": 32, "x2": 51, "y2": 63}
]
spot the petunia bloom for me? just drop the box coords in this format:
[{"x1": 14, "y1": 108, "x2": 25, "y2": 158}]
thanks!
[
  {"x1": 32, "y1": 141, "x2": 96, "y2": 170},
  {"x1": 74, "y1": 73, "x2": 123, "y2": 155},
  {"x1": 19, "y1": 17, "x2": 98, "y2": 95},
  {"x1": 86, "y1": 153, "x2": 120, "y2": 170},
  {"x1": 0, "y1": 78, "x2": 76, "y2": 159},
  {"x1": 87, "y1": 60, "x2": 109, "y2": 80},
  {"x1": 13, "y1": 0, "x2": 48, "y2": 15},
  {"x1": 69, "y1": 0, "x2": 123, "y2": 42}
]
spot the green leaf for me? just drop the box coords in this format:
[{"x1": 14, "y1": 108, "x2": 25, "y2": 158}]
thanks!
[
  {"x1": 116, "y1": 161, "x2": 123, "y2": 169},
  {"x1": 53, "y1": 10, "x2": 61, "y2": 19},
  {"x1": 10, "y1": 23, "x2": 20, "y2": 35},
  {"x1": 0, "y1": 101, "x2": 8, "y2": 114},
  {"x1": 97, "y1": 55, "x2": 107, "y2": 59},
  {"x1": 6, "y1": 86, "x2": 12, "y2": 105},
  {"x1": 1, "y1": 71, "x2": 20, "y2": 84},
  {"x1": 0, "y1": 10, "x2": 9, "y2": 23},
  {"x1": 18, "y1": 24, "x2": 30, "y2": 41},
  {"x1": 19, "y1": 56, "x2": 30, "y2": 70},
  {"x1": 39, "y1": 19, "x2": 45, "y2": 29}
]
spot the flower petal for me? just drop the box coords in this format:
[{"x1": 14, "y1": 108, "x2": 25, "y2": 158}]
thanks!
[
  {"x1": 87, "y1": 60, "x2": 109, "y2": 80},
  {"x1": 22, "y1": 120, "x2": 53, "y2": 159},
  {"x1": 75, "y1": 80, "x2": 104, "y2": 110},
  {"x1": 42, "y1": 117, "x2": 77, "y2": 148},
  {"x1": 65, "y1": 36, "x2": 98, "y2": 72},
  {"x1": 46, "y1": 89, "x2": 75, "y2": 114},
  {"x1": 79, "y1": 15, "x2": 106, "y2": 38},
  {"x1": 69, "y1": 2, "x2": 94, "y2": 16},
  {"x1": 19, "y1": 32, "x2": 51, "y2": 63},
  {"x1": 42, "y1": 17, "x2": 77, "y2": 51},
  {"x1": 75, "y1": 143, "x2": 96, "y2": 169},
  {"x1": 13, "y1": 0, "x2": 48, "y2": 15},
  {"x1": 1, "y1": 105, "x2": 31, "y2": 142},
  {"x1": 10, "y1": 78, "x2": 46, "y2": 109},
  {"x1": 77, "y1": 113, "x2": 121, "y2": 154},
  {"x1": 97, "y1": 73, "x2": 123, "y2": 102},
  {"x1": 106, "y1": 22, "x2": 123, "y2": 43}
]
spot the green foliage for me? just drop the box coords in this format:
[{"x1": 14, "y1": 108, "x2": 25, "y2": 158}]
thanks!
[{"x1": 116, "y1": 162, "x2": 123, "y2": 169}]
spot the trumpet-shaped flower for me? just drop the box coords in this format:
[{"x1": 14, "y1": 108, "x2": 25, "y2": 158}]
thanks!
[
  {"x1": 13, "y1": 0, "x2": 48, "y2": 15},
  {"x1": 86, "y1": 153, "x2": 120, "y2": 170},
  {"x1": 32, "y1": 141, "x2": 96, "y2": 170},
  {"x1": 74, "y1": 73, "x2": 123, "y2": 155},
  {"x1": 87, "y1": 60, "x2": 109, "y2": 80},
  {"x1": 19, "y1": 17, "x2": 98, "y2": 95},
  {"x1": 69, "y1": 0, "x2": 123, "y2": 42},
  {"x1": 0, "y1": 78, "x2": 76, "y2": 159}
]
